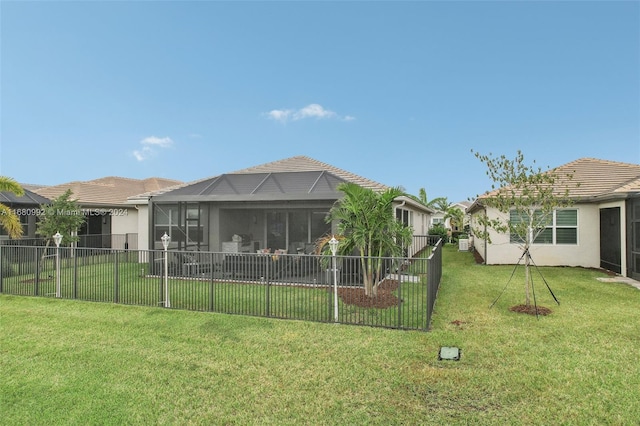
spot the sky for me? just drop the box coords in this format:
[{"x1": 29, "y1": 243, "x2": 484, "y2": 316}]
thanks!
[{"x1": 1, "y1": 0, "x2": 639, "y2": 203}]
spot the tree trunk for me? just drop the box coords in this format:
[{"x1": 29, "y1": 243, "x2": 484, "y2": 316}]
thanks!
[
  {"x1": 524, "y1": 248, "x2": 531, "y2": 306},
  {"x1": 38, "y1": 239, "x2": 52, "y2": 275},
  {"x1": 362, "y1": 257, "x2": 374, "y2": 297}
]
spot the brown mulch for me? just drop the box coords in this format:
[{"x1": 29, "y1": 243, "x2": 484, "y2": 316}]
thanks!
[
  {"x1": 335, "y1": 279, "x2": 400, "y2": 309},
  {"x1": 509, "y1": 304, "x2": 552, "y2": 316},
  {"x1": 473, "y1": 249, "x2": 484, "y2": 264}
]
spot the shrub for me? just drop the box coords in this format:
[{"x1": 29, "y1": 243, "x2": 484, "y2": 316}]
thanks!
[{"x1": 428, "y1": 224, "x2": 448, "y2": 242}]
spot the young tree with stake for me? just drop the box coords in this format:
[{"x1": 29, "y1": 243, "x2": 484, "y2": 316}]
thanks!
[{"x1": 471, "y1": 150, "x2": 577, "y2": 309}]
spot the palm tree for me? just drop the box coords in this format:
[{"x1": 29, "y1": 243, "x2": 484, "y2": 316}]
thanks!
[
  {"x1": 417, "y1": 188, "x2": 446, "y2": 210},
  {"x1": 327, "y1": 183, "x2": 413, "y2": 297},
  {"x1": 444, "y1": 206, "x2": 465, "y2": 232},
  {"x1": 0, "y1": 176, "x2": 25, "y2": 239}
]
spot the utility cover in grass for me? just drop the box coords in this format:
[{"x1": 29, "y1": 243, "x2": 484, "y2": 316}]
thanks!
[{"x1": 438, "y1": 346, "x2": 461, "y2": 361}]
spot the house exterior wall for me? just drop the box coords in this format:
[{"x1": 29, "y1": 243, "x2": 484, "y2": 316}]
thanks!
[
  {"x1": 136, "y1": 205, "x2": 150, "y2": 251},
  {"x1": 111, "y1": 207, "x2": 138, "y2": 236},
  {"x1": 471, "y1": 203, "x2": 601, "y2": 268},
  {"x1": 393, "y1": 201, "x2": 432, "y2": 256}
]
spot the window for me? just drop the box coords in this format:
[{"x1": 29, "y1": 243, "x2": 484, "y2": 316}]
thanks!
[
  {"x1": 510, "y1": 209, "x2": 577, "y2": 245},
  {"x1": 396, "y1": 208, "x2": 411, "y2": 226}
]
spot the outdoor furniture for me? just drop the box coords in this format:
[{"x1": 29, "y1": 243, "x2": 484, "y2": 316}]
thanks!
[
  {"x1": 223, "y1": 253, "x2": 288, "y2": 280},
  {"x1": 288, "y1": 254, "x2": 321, "y2": 277}
]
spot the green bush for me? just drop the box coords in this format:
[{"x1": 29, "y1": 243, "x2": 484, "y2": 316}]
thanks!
[
  {"x1": 1, "y1": 260, "x2": 16, "y2": 277},
  {"x1": 428, "y1": 224, "x2": 448, "y2": 242},
  {"x1": 451, "y1": 231, "x2": 468, "y2": 243}
]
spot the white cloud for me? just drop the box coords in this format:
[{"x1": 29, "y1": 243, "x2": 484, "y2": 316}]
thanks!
[
  {"x1": 141, "y1": 136, "x2": 174, "y2": 148},
  {"x1": 265, "y1": 104, "x2": 354, "y2": 123},
  {"x1": 133, "y1": 147, "x2": 152, "y2": 161},
  {"x1": 267, "y1": 109, "x2": 293, "y2": 122},
  {"x1": 294, "y1": 104, "x2": 336, "y2": 120},
  {"x1": 133, "y1": 136, "x2": 174, "y2": 162}
]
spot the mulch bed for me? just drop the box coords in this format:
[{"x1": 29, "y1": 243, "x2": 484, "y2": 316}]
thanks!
[
  {"x1": 473, "y1": 249, "x2": 484, "y2": 264},
  {"x1": 509, "y1": 304, "x2": 552, "y2": 316},
  {"x1": 335, "y1": 279, "x2": 400, "y2": 309}
]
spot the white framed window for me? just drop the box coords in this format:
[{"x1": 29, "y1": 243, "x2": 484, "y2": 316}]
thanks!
[
  {"x1": 396, "y1": 208, "x2": 411, "y2": 226},
  {"x1": 510, "y1": 209, "x2": 578, "y2": 245}
]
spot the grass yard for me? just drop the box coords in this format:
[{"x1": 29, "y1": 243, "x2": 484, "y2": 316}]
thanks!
[{"x1": 2, "y1": 245, "x2": 639, "y2": 425}]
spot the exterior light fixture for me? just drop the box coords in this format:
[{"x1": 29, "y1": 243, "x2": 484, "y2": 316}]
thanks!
[
  {"x1": 328, "y1": 236, "x2": 339, "y2": 257},
  {"x1": 329, "y1": 236, "x2": 339, "y2": 322},
  {"x1": 161, "y1": 232, "x2": 171, "y2": 250},
  {"x1": 53, "y1": 232, "x2": 63, "y2": 298},
  {"x1": 53, "y1": 232, "x2": 63, "y2": 248},
  {"x1": 161, "y1": 232, "x2": 171, "y2": 308}
]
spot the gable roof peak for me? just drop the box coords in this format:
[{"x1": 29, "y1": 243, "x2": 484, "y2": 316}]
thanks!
[{"x1": 231, "y1": 155, "x2": 389, "y2": 191}]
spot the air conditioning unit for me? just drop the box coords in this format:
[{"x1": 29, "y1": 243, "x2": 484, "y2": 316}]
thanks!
[{"x1": 458, "y1": 239, "x2": 469, "y2": 252}]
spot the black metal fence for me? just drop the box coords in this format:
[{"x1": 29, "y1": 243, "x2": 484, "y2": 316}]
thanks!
[
  {"x1": 0, "y1": 237, "x2": 443, "y2": 330},
  {"x1": 0, "y1": 234, "x2": 137, "y2": 250}
]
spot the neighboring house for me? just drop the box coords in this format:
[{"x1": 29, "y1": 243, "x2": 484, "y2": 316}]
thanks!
[
  {"x1": 34, "y1": 177, "x2": 182, "y2": 249},
  {"x1": 467, "y1": 158, "x2": 640, "y2": 279},
  {"x1": 132, "y1": 156, "x2": 434, "y2": 255},
  {"x1": 430, "y1": 201, "x2": 471, "y2": 231},
  {"x1": 0, "y1": 187, "x2": 50, "y2": 240}
]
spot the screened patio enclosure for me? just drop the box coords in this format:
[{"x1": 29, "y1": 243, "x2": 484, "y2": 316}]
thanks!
[
  {"x1": 149, "y1": 171, "x2": 344, "y2": 254},
  {"x1": 152, "y1": 201, "x2": 332, "y2": 254}
]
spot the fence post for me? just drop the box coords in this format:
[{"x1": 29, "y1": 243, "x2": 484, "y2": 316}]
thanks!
[
  {"x1": 397, "y1": 260, "x2": 403, "y2": 328},
  {"x1": 34, "y1": 247, "x2": 40, "y2": 296},
  {"x1": 158, "y1": 254, "x2": 164, "y2": 307},
  {"x1": 73, "y1": 253, "x2": 78, "y2": 300},
  {"x1": 208, "y1": 252, "x2": 215, "y2": 312}
]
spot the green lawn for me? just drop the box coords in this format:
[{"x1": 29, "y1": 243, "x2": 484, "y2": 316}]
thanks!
[{"x1": 2, "y1": 245, "x2": 639, "y2": 425}]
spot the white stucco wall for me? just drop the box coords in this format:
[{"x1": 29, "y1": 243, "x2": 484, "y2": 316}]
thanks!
[
  {"x1": 393, "y1": 199, "x2": 432, "y2": 257},
  {"x1": 135, "y1": 205, "x2": 149, "y2": 251},
  {"x1": 471, "y1": 203, "x2": 602, "y2": 268},
  {"x1": 111, "y1": 207, "x2": 138, "y2": 235},
  {"x1": 108, "y1": 207, "x2": 139, "y2": 250}
]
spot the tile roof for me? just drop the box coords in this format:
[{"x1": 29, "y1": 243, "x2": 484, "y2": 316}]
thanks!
[
  {"x1": 231, "y1": 156, "x2": 389, "y2": 191},
  {"x1": 471, "y1": 158, "x2": 640, "y2": 209},
  {"x1": 34, "y1": 176, "x2": 182, "y2": 206},
  {"x1": 550, "y1": 158, "x2": 640, "y2": 200}
]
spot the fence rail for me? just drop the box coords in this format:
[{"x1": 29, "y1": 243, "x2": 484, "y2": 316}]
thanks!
[
  {"x1": 0, "y1": 234, "x2": 137, "y2": 250},
  {"x1": 0, "y1": 237, "x2": 442, "y2": 330}
]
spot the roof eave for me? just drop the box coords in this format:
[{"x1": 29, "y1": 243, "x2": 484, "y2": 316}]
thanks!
[{"x1": 151, "y1": 193, "x2": 342, "y2": 203}]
